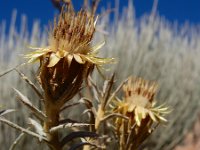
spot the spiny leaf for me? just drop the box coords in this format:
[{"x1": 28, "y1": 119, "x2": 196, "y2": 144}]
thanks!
[
  {"x1": 14, "y1": 69, "x2": 43, "y2": 100},
  {"x1": 0, "y1": 63, "x2": 25, "y2": 78},
  {"x1": 0, "y1": 117, "x2": 48, "y2": 142},
  {"x1": 50, "y1": 123, "x2": 92, "y2": 133},
  {"x1": 88, "y1": 76, "x2": 101, "y2": 102},
  {"x1": 102, "y1": 74, "x2": 115, "y2": 108},
  {"x1": 9, "y1": 127, "x2": 31, "y2": 150},
  {"x1": 126, "y1": 124, "x2": 136, "y2": 147},
  {"x1": 102, "y1": 80, "x2": 109, "y2": 97},
  {"x1": 13, "y1": 88, "x2": 47, "y2": 121},
  {"x1": 91, "y1": 85, "x2": 100, "y2": 103},
  {"x1": 28, "y1": 118, "x2": 46, "y2": 140},
  {"x1": 0, "y1": 109, "x2": 15, "y2": 117},
  {"x1": 106, "y1": 78, "x2": 129, "y2": 107}
]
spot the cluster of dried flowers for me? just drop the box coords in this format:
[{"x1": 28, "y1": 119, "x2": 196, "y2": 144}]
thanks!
[{"x1": 0, "y1": 2, "x2": 169, "y2": 150}]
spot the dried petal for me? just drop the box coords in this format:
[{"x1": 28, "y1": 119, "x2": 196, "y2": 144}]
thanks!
[
  {"x1": 73, "y1": 54, "x2": 85, "y2": 64},
  {"x1": 48, "y1": 53, "x2": 61, "y2": 67}
]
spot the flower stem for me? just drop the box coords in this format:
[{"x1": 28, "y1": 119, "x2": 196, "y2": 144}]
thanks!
[{"x1": 43, "y1": 98, "x2": 62, "y2": 150}]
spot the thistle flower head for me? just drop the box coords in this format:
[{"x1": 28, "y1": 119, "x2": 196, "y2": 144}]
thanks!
[
  {"x1": 114, "y1": 77, "x2": 169, "y2": 129},
  {"x1": 25, "y1": 5, "x2": 114, "y2": 101},
  {"x1": 26, "y1": 6, "x2": 113, "y2": 66}
]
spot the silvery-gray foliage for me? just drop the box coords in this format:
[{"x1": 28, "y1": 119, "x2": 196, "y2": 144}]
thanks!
[{"x1": 1, "y1": 3, "x2": 200, "y2": 150}]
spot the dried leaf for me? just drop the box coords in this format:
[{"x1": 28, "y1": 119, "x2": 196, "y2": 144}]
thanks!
[
  {"x1": 0, "y1": 117, "x2": 47, "y2": 142},
  {"x1": 29, "y1": 118, "x2": 46, "y2": 139},
  {"x1": 102, "y1": 74, "x2": 115, "y2": 108},
  {"x1": 9, "y1": 127, "x2": 31, "y2": 150},
  {"x1": 106, "y1": 78, "x2": 128, "y2": 107},
  {"x1": 0, "y1": 109, "x2": 15, "y2": 116},
  {"x1": 13, "y1": 88, "x2": 47, "y2": 121},
  {"x1": 14, "y1": 69, "x2": 43, "y2": 100},
  {"x1": 50, "y1": 123, "x2": 92, "y2": 132},
  {"x1": 102, "y1": 80, "x2": 109, "y2": 97},
  {"x1": 88, "y1": 77, "x2": 101, "y2": 102},
  {"x1": 0, "y1": 63, "x2": 25, "y2": 78}
]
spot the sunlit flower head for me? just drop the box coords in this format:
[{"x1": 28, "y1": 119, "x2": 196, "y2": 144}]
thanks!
[
  {"x1": 114, "y1": 77, "x2": 168, "y2": 127},
  {"x1": 24, "y1": 5, "x2": 114, "y2": 101},
  {"x1": 25, "y1": 6, "x2": 114, "y2": 67}
]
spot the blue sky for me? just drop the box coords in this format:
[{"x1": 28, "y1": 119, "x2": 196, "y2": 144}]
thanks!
[{"x1": 0, "y1": 0, "x2": 200, "y2": 32}]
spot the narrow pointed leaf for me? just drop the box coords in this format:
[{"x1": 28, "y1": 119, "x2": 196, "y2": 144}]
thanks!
[
  {"x1": 0, "y1": 109, "x2": 15, "y2": 116},
  {"x1": 29, "y1": 118, "x2": 46, "y2": 139},
  {"x1": 103, "y1": 74, "x2": 115, "y2": 108},
  {"x1": 50, "y1": 123, "x2": 92, "y2": 132},
  {"x1": 14, "y1": 69, "x2": 43, "y2": 100},
  {"x1": 0, "y1": 63, "x2": 25, "y2": 78},
  {"x1": 0, "y1": 117, "x2": 47, "y2": 142},
  {"x1": 102, "y1": 80, "x2": 109, "y2": 97},
  {"x1": 9, "y1": 127, "x2": 31, "y2": 150},
  {"x1": 106, "y1": 78, "x2": 128, "y2": 107},
  {"x1": 13, "y1": 88, "x2": 47, "y2": 121}
]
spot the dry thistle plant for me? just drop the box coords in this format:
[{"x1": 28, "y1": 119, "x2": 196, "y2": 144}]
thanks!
[
  {"x1": 112, "y1": 77, "x2": 168, "y2": 150},
  {"x1": 0, "y1": 1, "x2": 169, "y2": 150}
]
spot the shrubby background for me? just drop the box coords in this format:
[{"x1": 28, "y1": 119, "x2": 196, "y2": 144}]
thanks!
[{"x1": 1, "y1": 2, "x2": 200, "y2": 150}]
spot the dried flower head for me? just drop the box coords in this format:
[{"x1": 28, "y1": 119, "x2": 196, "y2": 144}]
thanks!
[
  {"x1": 114, "y1": 77, "x2": 168, "y2": 129},
  {"x1": 25, "y1": 5, "x2": 114, "y2": 101},
  {"x1": 111, "y1": 77, "x2": 169, "y2": 149}
]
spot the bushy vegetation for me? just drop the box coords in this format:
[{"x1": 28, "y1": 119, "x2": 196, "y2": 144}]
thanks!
[{"x1": 0, "y1": 1, "x2": 200, "y2": 149}]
